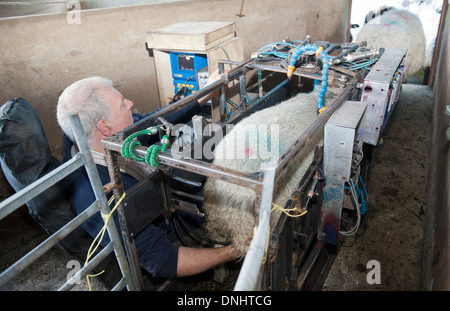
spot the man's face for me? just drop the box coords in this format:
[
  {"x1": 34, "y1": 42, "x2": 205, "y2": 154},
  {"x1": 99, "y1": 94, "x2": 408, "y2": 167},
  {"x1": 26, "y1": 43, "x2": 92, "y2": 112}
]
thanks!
[{"x1": 101, "y1": 86, "x2": 134, "y2": 135}]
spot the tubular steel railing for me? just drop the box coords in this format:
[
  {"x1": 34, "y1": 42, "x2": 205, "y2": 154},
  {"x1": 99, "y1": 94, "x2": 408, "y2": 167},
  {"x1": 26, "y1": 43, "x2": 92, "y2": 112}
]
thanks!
[{"x1": 0, "y1": 113, "x2": 136, "y2": 291}]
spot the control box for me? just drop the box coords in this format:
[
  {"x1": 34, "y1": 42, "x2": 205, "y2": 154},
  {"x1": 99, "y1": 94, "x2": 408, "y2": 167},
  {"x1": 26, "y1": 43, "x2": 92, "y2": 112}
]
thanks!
[
  {"x1": 320, "y1": 100, "x2": 367, "y2": 245},
  {"x1": 169, "y1": 52, "x2": 208, "y2": 96},
  {"x1": 360, "y1": 48, "x2": 407, "y2": 146}
]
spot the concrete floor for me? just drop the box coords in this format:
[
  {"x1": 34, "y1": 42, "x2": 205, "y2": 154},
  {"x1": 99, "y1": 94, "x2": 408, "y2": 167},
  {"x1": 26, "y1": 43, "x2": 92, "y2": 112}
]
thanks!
[
  {"x1": 0, "y1": 83, "x2": 433, "y2": 291},
  {"x1": 323, "y1": 83, "x2": 433, "y2": 290},
  {"x1": 0, "y1": 205, "x2": 107, "y2": 291}
]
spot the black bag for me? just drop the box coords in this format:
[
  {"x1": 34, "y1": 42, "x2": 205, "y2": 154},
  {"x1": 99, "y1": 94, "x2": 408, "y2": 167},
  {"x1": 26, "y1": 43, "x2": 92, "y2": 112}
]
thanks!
[{"x1": 0, "y1": 98, "x2": 120, "y2": 287}]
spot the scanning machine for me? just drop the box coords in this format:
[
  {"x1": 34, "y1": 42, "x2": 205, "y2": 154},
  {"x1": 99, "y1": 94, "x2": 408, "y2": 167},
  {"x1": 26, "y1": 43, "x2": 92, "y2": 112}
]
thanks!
[{"x1": 101, "y1": 36, "x2": 407, "y2": 291}]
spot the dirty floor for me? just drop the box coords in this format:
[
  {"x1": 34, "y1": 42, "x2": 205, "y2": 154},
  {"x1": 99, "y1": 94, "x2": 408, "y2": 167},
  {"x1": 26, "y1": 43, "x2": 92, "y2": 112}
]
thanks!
[
  {"x1": 323, "y1": 83, "x2": 433, "y2": 291},
  {"x1": 0, "y1": 83, "x2": 433, "y2": 291}
]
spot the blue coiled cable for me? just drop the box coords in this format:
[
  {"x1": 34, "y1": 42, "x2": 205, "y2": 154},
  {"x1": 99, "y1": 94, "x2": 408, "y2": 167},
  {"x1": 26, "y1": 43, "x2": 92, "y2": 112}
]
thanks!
[{"x1": 288, "y1": 44, "x2": 330, "y2": 111}]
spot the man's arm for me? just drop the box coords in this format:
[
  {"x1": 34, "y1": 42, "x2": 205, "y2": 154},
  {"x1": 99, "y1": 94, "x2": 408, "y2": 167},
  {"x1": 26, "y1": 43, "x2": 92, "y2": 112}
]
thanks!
[{"x1": 176, "y1": 245, "x2": 237, "y2": 277}]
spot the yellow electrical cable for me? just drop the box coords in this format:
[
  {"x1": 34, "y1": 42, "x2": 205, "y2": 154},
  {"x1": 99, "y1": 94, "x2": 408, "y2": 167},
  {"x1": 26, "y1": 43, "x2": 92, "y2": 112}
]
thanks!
[
  {"x1": 261, "y1": 226, "x2": 270, "y2": 265},
  {"x1": 271, "y1": 202, "x2": 307, "y2": 217},
  {"x1": 260, "y1": 202, "x2": 308, "y2": 264},
  {"x1": 86, "y1": 270, "x2": 106, "y2": 291},
  {"x1": 84, "y1": 192, "x2": 126, "y2": 290}
]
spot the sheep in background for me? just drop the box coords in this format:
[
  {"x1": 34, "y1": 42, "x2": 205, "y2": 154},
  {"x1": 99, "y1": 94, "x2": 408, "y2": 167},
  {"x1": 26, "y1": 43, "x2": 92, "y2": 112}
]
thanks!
[
  {"x1": 356, "y1": 7, "x2": 426, "y2": 77},
  {"x1": 201, "y1": 89, "x2": 339, "y2": 282}
]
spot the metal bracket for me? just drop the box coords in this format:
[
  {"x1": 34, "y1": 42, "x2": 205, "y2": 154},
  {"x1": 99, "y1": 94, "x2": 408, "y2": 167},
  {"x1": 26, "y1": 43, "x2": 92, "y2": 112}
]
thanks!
[{"x1": 319, "y1": 100, "x2": 367, "y2": 245}]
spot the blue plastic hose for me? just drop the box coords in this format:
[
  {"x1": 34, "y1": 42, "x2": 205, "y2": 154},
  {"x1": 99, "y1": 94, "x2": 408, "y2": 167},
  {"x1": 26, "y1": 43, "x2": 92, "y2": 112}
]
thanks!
[{"x1": 288, "y1": 44, "x2": 330, "y2": 111}]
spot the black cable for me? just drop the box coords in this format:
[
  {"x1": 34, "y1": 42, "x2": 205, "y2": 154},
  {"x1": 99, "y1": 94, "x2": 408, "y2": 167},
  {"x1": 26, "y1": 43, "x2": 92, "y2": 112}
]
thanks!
[
  {"x1": 172, "y1": 214, "x2": 192, "y2": 247},
  {"x1": 174, "y1": 211, "x2": 231, "y2": 246}
]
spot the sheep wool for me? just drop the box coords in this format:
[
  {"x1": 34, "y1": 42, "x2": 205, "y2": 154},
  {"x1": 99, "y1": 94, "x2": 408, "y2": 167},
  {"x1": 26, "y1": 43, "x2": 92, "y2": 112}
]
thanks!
[
  {"x1": 356, "y1": 8, "x2": 426, "y2": 77},
  {"x1": 202, "y1": 89, "x2": 339, "y2": 260}
]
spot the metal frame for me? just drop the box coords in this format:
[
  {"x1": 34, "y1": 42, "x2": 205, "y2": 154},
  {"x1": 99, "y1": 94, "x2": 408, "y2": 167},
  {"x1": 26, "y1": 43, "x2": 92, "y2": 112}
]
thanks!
[
  {"x1": 101, "y1": 53, "x2": 362, "y2": 290},
  {"x1": 234, "y1": 161, "x2": 277, "y2": 290},
  {"x1": 0, "y1": 113, "x2": 136, "y2": 291},
  {"x1": 361, "y1": 48, "x2": 407, "y2": 146},
  {"x1": 0, "y1": 44, "x2": 401, "y2": 291},
  {"x1": 320, "y1": 101, "x2": 368, "y2": 246}
]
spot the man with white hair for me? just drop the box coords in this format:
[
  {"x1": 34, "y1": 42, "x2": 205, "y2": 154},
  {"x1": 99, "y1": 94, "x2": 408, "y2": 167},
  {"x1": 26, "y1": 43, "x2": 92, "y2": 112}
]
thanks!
[{"x1": 57, "y1": 73, "x2": 237, "y2": 281}]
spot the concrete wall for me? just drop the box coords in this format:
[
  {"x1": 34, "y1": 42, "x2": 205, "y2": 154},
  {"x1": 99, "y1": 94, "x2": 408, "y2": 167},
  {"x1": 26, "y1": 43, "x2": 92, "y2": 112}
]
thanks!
[
  {"x1": 422, "y1": 8, "x2": 450, "y2": 291},
  {"x1": 0, "y1": 0, "x2": 350, "y2": 158}
]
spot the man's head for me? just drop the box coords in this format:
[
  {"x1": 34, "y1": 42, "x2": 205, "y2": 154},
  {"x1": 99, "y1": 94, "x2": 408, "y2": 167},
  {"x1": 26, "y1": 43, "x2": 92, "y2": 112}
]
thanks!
[{"x1": 57, "y1": 76, "x2": 134, "y2": 146}]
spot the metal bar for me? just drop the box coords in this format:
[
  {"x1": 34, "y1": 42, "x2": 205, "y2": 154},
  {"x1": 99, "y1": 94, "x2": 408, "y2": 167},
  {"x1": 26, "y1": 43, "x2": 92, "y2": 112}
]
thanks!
[
  {"x1": 219, "y1": 62, "x2": 226, "y2": 118},
  {"x1": 122, "y1": 60, "x2": 254, "y2": 137},
  {"x1": 246, "y1": 71, "x2": 276, "y2": 93},
  {"x1": 239, "y1": 73, "x2": 247, "y2": 109},
  {"x1": 103, "y1": 147, "x2": 145, "y2": 290},
  {"x1": 0, "y1": 154, "x2": 83, "y2": 221},
  {"x1": 58, "y1": 242, "x2": 114, "y2": 291},
  {"x1": 296, "y1": 241, "x2": 337, "y2": 291},
  {"x1": 123, "y1": 80, "x2": 224, "y2": 137},
  {"x1": 101, "y1": 139, "x2": 264, "y2": 192},
  {"x1": 310, "y1": 246, "x2": 337, "y2": 290},
  {"x1": 172, "y1": 190, "x2": 204, "y2": 202},
  {"x1": 234, "y1": 161, "x2": 277, "y2": 291},
  {"x1": 295, "y1": 240, "x2": 324, "y2": 290},
  {"x1": 158, "y1": 152, "x2": 264, "y2": 192},
  {"x1": 249, "y1": 62, "x2": 321, "y2": 81},
  {"x1": 225, "y1": 77, "x2": 291, "y2": 126},
  {"x1": 112, "y1": 277, "x2": 127, "y2": 291},
  {"x1": 218, "y1": 58, "x2": 255, "y2": 71},
  {"x1": 291, "y1": 231, "x2": 316, "y2": 288},
  {"x1": 69, "y1": 113, "x2": 136, "y2": 291},
  {"x1": 331, "y1": 43, "x2": 359, "y2": 63},
  {"x1": 0, "y1": 203, "x2": 98, "y2": 288}
]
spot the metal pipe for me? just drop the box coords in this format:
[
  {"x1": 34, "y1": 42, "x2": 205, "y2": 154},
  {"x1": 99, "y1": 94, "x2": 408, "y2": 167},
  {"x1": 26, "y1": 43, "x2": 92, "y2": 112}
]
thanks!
[
  {"x1": 246, "y1": 71, "x2": 276, "y2": 93},
  {"x1": 219, "y1": 62, "x2": 226, "y2": 118},
  {"x1": 158, "y1": 152, "x2": 263, "y2": 191},
  {"x1": 112, "y1": 277, "x2": 127, "y2": 291},
  {"x1": 69, "y1": 113, "x2": 137, "y2": 291},
  {"x1": 123, "y1": 60, "x2": 254, "y2": 137},
  {"x1": 239, "y1": 73, "x2": 247, "y2": 109},
  {"x1": 234, "y1": 161, "x2": 277, "y2": 291},
  {"x1": 0, "y1": 203, "x2": 98, "y2": 288},
  {"x1": 0, "y1": 154, "x2": 83, "y2": 221},
  {"x1": 58, "y1": 242, "x2": 114, "y2": 291},
  {"x1": 331, "y1": 43, "x2": 359, "y2": 64},
  {"x1": 101, "y1": 139, "x2": 264, "y2": 192},
  {"x1": 103, "y1": 147, "x2": 145, "y2": 290},
  {"x1": 250, "y1": 62, "x2": 322, "y2": 81},
  {"x1": 343, "y1": 49, "x2": 380, "y2": 62}
]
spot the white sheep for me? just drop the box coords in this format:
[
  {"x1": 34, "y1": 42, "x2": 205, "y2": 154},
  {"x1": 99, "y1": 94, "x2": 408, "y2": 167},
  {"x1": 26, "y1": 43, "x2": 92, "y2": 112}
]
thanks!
[
  {"x1": 356, "y1": 8, "x2": 426, "y2": 77},
  {"x1": 202, "y1": 89, "x2": 339, "y2": 282}
]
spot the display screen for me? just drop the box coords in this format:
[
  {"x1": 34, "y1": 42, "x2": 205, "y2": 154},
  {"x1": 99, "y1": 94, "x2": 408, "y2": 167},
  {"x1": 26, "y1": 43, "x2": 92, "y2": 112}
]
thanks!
[{"x1": 178, "y1": 54, "x2": 195, "y2": 71}]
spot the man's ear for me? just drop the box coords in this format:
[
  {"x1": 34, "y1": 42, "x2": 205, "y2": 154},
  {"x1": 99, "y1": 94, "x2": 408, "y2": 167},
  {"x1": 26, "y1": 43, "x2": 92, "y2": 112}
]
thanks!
[{"x1": 97, "y1": 119, "x2": 111, "y2": 137}]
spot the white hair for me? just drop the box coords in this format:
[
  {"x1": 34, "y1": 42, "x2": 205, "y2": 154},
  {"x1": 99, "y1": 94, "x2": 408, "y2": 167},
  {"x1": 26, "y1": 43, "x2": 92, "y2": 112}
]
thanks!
[{"x1": 57, "y1": 76, "x2": 114, "y2": 143}]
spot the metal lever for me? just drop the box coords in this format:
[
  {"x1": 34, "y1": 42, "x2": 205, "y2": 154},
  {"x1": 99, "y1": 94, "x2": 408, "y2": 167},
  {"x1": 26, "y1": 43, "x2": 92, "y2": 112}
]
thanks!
[
  {"x1": 158, "y1": 116, "x2": 173, "y2": 136},
  {"x1": 172, "y1": 199, "x2": 204, "y2": 217}
]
